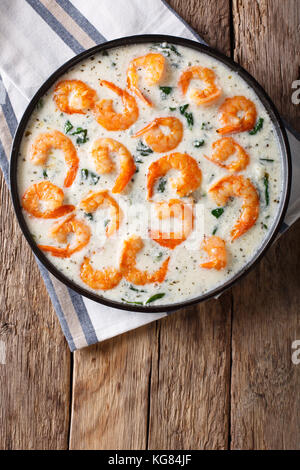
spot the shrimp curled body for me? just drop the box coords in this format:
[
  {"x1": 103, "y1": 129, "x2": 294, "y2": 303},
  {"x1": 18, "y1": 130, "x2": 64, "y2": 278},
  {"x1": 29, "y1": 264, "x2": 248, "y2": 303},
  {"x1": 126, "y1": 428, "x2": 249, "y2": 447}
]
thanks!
[
  {"x1": 178, "y1": 66, "x2": 221, "y2": 105},
  {"x1": 209, "y1": 175, "x2": 259, "y2": 240},
  {"x1": 205, "y1": 137, "x2": 249, "y2": 172},
  {"x1": 120, "y1": 235, "x2": 170, "y2": 285},
  {"x1": 147, "y1": 153, "x2": 202, "y2": 199},
  {"x1": 127, "y1": 53, "x2": 166, "y2": 106},
  {"x1": 93, "y1": 80, "x2": 139, "y2": 131},
  {"x1": 150, "y1": 199, "x2": 194, "y2": 249},
  {"x1": 22, "y1": 181, "x2": 75, "y2": 219},
  {"x1": 91, "y1": 138, "x2": 136, "y2": 193},
  {"x1": 53, "y1": 79, "x2": 97, "y2": 114},
  {"x1": 217, "y1": 96, "x2": 257, "y2": 135},
  {"x1": 200, "y1": 236, "x2": 227, "y2": 270},
  {"x1": 38, "y1": 214, "x2": 90, "y2": 258},
  {"x1": 80, "y1": 257, "x2": 122, "y2": 290},
  {"x1": 80, "y1": 190, "x2": 123, "y2": 237},
  {"x1": 132, "y1": 117, "x2": 183, "y2": 153},
  {"x1": 30, "y1": 130, "x2": 79, "y2": 187}
]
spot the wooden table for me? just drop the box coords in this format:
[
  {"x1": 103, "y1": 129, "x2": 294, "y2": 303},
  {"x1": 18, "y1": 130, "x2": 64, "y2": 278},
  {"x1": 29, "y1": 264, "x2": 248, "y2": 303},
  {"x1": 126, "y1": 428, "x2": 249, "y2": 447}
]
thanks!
[{"x1": 0, "y1": 0, "x2": 299, "y2": 450}]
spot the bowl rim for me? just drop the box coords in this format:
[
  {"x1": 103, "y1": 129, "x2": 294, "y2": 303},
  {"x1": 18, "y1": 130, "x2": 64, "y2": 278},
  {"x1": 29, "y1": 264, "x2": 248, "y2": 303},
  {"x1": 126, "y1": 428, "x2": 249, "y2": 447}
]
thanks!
[{"x1": 10, "y1": 33, "x2": 292, "y2": 313}]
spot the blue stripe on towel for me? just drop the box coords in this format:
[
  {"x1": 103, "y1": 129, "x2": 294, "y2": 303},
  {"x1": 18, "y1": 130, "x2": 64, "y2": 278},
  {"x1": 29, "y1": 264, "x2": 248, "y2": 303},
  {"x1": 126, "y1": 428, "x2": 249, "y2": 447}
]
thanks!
[
  {"x1": 1, "y1": 86, "x2": 18, "y2": 137},
  {"x1": 55, "y1": 0, "x2": 106, "y2": 44},
  {"x1": 37, "y1": 260, "x2": 76, "y2": 351},
  {"x1": 0, "y1": 139, "x2": 9, "y2": 184},
  {"x1": 25, "y1": 0, "x2": 84, "y2": 54},
  {"x1": 67, "y1": 288, "x2": 98, "y2": 345}
]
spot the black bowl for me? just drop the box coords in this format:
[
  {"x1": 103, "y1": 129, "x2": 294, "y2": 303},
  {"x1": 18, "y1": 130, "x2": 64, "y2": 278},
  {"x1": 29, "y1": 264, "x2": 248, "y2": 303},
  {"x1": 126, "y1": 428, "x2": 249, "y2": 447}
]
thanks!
[{"x1": 10, "y1": 34, "x2": 291, "y2": 313}]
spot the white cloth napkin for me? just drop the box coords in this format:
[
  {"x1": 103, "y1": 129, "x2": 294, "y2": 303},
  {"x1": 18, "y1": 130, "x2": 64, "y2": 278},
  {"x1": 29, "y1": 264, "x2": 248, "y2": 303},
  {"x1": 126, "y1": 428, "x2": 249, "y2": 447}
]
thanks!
[{"x1": 0, "y1": 0, "x2": 299, "y2": 350}]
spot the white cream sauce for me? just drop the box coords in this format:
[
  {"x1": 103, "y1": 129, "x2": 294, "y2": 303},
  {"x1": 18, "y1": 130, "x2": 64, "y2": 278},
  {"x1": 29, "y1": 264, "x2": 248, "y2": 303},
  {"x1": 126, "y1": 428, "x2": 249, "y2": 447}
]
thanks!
[{"x1": 17, "y1": 43, "x2": 283, "y2": 306}]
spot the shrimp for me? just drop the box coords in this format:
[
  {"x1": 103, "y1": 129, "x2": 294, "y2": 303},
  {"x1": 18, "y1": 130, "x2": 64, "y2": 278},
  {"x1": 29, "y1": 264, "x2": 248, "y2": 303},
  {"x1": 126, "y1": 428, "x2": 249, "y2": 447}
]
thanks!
[
  {"x1": 178, "y1": 66, "x2": 221, "y2": 105},
  {"x1": 30, "y1": 130, "x2": 79, "y2": 187},
  {"x1": 204, "y1": 137, "x2": 249, "y2": 172},
  {"x1": 150, "y1": 199, "x2": 194, "y2": 249},
  {"x1": 147, "y1": 153, "x2": 202, "y2": 199},
  {"x1": 120, "y1": 235, "x2": 170, "y2": 286},
  {"x1": 132, "y1": 117, "x2": 183, "y2": 153},
  {"x1": 53, "y1": 79, "x2": 97, "y2": 114},
  {"x1": 127, "y1": 53, "x2": 166, "y2": 106},
  {"x1": 200, "y1": 236, "x2": 227, "y2": 270},
  {"x1": 90, "y1": 138, "x2": 136, "y2": 193},
  {"x1": 208, "y1": 175, "x2": 259, "y2": 240},
  {"x1": 22, "y1": 181, "x2": 75, "y2": 219},
  {"x1": 217, "y1": 96, "x2": 257, "y2": 134},
  {"x1": 80, "y1": 190, "x2": 123, "y2": 237},
  {"x1": 80, "y1": 257, "x2": 122, "y2": 290},
  {"x1": 38, "y1": 214, "x2": 90, "y2": 258},
  {"x1": 93, "y1": 80, "x2": 139, "y2": 131}
]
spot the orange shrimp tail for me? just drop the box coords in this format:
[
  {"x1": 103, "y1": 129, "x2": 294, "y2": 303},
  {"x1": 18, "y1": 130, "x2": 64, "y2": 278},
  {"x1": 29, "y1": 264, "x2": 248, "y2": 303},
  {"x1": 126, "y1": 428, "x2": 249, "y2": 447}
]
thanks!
[
  {"x1": 231, "y1": 207, "x2": 259, "y2": 241},
  {"x1": 45, "y1": 205, "x2": 75, "y2": 219},
  {"x1": 132, "y1": 120, "x2": 157, "y2": 138},
  {"x1": 38, "y1": 244, "x2": 71, "y2": 258},
  {"x1": 64, "y1": 164, "x2": 79, "y2": 187},
  {"x1": 112, "y1": 159, "x2": 136, "y2": 194},
  {"x1": 120, "y1": 236, "x2": 170, "y2": 285},
  {"x1": 150, "y1": 257, "x2": 170, "y2": 283},
  {"x1": 127, "y1": 75, "x2": 153, "y2": 107},
  {"x1": 80, "y1": 257, "x2": 122, "y2": 290},
  {"x1": 149, "y1": 230, "x2": 185, "y2": 249},
  {"x1": 200, "y1": 236, "x2": 227, "y2": 270},
  {"x1": 217, "y1": 124, "x2": 242, "y2": 135}
]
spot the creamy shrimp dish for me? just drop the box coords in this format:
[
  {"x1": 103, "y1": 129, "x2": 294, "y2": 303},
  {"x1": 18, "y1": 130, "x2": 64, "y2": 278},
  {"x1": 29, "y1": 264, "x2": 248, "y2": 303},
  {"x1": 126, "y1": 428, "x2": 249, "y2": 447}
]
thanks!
[{"x1": 17, "y1": 42, "x2": 283, "y2": 306}]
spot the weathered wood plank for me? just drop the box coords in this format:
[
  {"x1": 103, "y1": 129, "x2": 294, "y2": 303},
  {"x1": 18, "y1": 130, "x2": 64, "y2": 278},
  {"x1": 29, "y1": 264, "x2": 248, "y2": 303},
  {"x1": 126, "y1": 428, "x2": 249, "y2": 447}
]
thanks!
[
  {"x1": 0, "y1": 172, "x2": 71, "y2": 449},
  {"x1": 166, "y1": 0, "x2": 232, "y2": 55},
  {"x1": 69, "y1": 0, "x2": 232, "y2": 451},
  {"x1": 148, "y1": 299, "x2": 232, "y2": 450},
  {"x1": 69, "y1": 325, "x2": 154, "y2": 450},
  {"x1": 230, "y1": 0, "x2": 300, "y2": 450}
]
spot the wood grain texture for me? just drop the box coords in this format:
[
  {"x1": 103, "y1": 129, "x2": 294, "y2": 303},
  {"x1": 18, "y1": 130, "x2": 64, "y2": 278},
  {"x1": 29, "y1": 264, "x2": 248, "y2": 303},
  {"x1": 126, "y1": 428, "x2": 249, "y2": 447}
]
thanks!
[
  {"x1": 230, "y1": 0, "x2": 300, "y2": 450},
  {"x1": 148, "y1": 300, "x2": 232, "y2": 450},
  {"x1": 69, "y1": 325, "x2": 154, "y2": 450},
  {"x1": 0, "y1": 171, "x2": 71, "y2": 450},
  {"x1": 69, "y1": 0, "x2": 233, "y2": 451},
  {"x1": 166, "y1": 0, "x2": 231, "y2": 55},
  {"x1": 232, "y1": 0, "x2": 300, "y2": 129}
]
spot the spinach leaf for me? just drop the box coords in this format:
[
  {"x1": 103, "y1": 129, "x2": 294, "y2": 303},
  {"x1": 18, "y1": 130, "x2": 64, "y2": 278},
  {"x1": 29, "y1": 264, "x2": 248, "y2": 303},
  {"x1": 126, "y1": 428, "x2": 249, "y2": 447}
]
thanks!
[
  {"x1": 157, "y1": 178, "x2": 167, "y2": 193},
  {"x1": 159, "y1": 86, "x2": 173, "y2": 99},
  {"x1": 249, "y1": 117, "x2": 264, "y2": 135},
  {"x1": 264, "y1": 173, "x2": 269, "y2": 206},
  {"x1": 81, "y1": 168, "x2": 89, "y2": 180},
  {"x1": 121, "y1": 298, "x2": 143, "y2": 305},
  {"x1": 64, "y1": 120, "x2": 73, "y2": 134},
  {"x1": 193, "y1": 139, "x2": 205, "y2": 148},
  {"x1": 72, "y1": 127, "x2": 88, "y2": 144},
  {"x1": 85, "y1": 212, "x2": 93, "y2": 221},
  {"x1": 185, "y1": 112, "x2": 194, "y2": 130},
  {"x1": 137, "y1": 141, "x2": 153, "y2": 156},
  {"x1": 211, "y1": 208, "x2": 224, "y2": 219},
  {"x1": 179, "y1": 104, "x2": 189, "y2": 115},
  {"x1": 146, "y1": 293, "x2": 166, "y2": 304}
]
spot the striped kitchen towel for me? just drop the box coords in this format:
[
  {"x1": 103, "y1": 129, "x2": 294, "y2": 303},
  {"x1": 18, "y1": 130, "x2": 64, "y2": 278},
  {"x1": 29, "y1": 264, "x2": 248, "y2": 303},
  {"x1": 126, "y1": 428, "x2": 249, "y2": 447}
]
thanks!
[{"x1": 0, "y1": 0, "x2": 299, "y2": 351}]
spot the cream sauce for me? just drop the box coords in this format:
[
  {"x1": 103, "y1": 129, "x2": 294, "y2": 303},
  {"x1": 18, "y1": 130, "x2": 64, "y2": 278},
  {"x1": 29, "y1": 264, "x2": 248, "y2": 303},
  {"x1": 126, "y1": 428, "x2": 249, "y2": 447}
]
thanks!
[{"x1": 17, "y1": 43, "x2": 283, "y2": 306}]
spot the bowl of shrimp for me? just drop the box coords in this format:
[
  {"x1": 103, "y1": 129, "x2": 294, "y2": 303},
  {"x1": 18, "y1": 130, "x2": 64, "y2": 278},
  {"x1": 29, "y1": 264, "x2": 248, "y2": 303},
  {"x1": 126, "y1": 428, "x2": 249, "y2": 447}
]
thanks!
[{"x1": 10, "y1": 35, "x2": 291, "y2": 312}]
